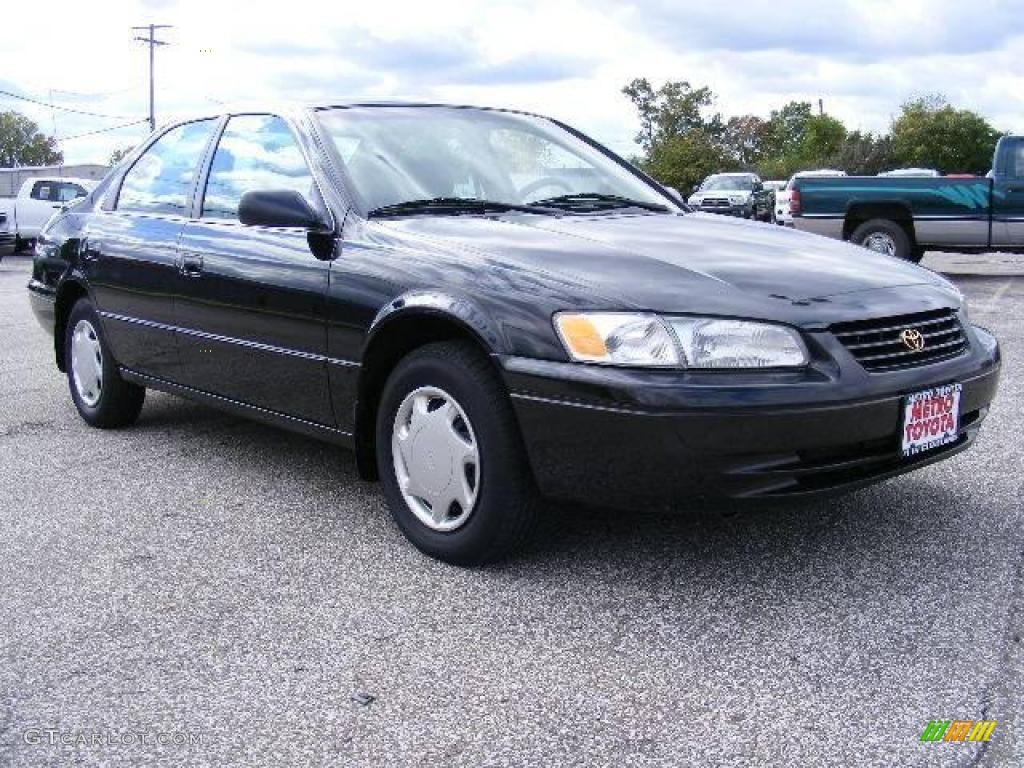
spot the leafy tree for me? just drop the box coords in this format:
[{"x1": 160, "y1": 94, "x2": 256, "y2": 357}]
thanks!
[
  {"x1": 622, "y1": 79, "x2": 733, "y2": 191},
  {"x1": 891, "y1": 95, "x2": 1000, "y2": 174},
  {"x1": 825, "y1": 131, "x2": 894, "y2": 175},
  {"x1": 723, "y1": 115, "x2": 769, "y2": 168},
  {"x1": 645, "y1": 130, "x2": 737, "y2": 194},
  {"x1": 622, "y1": 78, "x2": 724, "y2": 152},
  {"x1": 765, "y1": 101, "x2": 814, "y2": 163},
  {"x1": 801, "y1": 114, "x2": 846, "y2": 165},
  {"x1": 0, "y1": 110, "x2": 62, "y2": 167}
]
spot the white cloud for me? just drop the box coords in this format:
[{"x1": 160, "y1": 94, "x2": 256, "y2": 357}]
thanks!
[{"x1": 1, "y1": 0, "x2": 1021, "y2": 164}]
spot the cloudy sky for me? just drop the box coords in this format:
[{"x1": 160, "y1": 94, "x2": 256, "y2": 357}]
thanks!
[{"x1": 3, "y1": 0, "x2": 1023, "y2": 165}]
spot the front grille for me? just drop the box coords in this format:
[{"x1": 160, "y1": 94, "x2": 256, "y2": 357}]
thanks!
[
  {"x1": 831, "y1": 308, "x2": 967, "y2": 372},
  {"x1": 700, "y1": 197, "x2": 731, "y2": 208}
]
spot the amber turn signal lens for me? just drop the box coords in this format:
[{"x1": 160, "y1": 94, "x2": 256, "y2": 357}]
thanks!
[{"x1": 555, "y1": 314, "x2": 608, "y2": 359}]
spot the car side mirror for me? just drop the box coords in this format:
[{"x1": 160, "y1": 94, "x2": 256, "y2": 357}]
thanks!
[{"x1": 238, "y1": 189, "x2": 327, "y2": 230}]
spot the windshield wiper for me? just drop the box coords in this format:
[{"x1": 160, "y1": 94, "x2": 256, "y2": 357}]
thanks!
[
  {"x1": 529, "y1": 193, "x2": 670, "y2": 213},
  {"x1": 368, "y1": 197, "x2": 558, "y2": 217}
]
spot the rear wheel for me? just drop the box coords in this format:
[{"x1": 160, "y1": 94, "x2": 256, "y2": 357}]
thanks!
[
  {"x1": 850, "y1": 218, "x2": 914, "y2": 261},
  {"x1": 65, "y1": 298, "x2": 145, "y2": 428},
  {"x1": 376, "y1": 341, "x2": 538, "y2": 565}
]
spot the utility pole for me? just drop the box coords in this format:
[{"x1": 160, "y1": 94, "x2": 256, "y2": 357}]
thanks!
[{"x1": 132, "y1": 24, "x2": 172, "y2": 132}]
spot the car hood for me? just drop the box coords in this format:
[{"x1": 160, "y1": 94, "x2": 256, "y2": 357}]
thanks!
[{"x1": 371, "y1": 211, "x2": 960, "y2": 325}]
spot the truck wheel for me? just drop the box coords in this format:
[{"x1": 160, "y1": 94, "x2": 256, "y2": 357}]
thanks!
[
  {"x1": 376, "y1": 341, "x2": 539, "y2": 566},
  {"x1": 65, "y1": 298, "x2": 146, "y2": 428},
  {"x1": 850, "y1": 219, "x2": 913, "y2": 260}
]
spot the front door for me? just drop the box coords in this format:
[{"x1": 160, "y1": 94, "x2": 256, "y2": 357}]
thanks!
[
  {"x1": 85, "y1": 119, "x2": 217, "y2": 378},
  {"x1": 992, "y1": 136, "x2": 1024, "y2": 247},
  {"x1": 172, "y1": 113, "x2": 335, "y2": 426}
]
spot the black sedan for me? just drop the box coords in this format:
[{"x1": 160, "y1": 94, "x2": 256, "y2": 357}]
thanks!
[{"x1": 28, "y1": 103, "x2": 1001, "y2": 564}]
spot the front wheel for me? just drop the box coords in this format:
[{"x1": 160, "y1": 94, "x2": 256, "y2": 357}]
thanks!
[
  {"x1": 376, "y1": 341, "x2": 539, "y2": 565},
  {"x1": 65, "y1": 298, "x2": 145, "y2": 428},
  {"x1": 850, "y1": 219, "x2": 914, "y2": 261}
]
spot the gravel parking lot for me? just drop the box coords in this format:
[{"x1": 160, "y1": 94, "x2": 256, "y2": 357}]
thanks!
[{"x1": 0, "y1": 249, "x2": 1021, "y2": 767}]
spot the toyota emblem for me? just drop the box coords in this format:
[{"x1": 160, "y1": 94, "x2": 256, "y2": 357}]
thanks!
[{"x1": 901, "y1": 328, "x2": 925, "y2": 352}]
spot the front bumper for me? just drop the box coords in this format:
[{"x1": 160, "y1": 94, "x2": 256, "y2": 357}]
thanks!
[
  {"x1": 502, "y1": 326, "x2": 1001, "y2": 510},
  {"x1": 697, "y1": 203, "x2": 750, "y2": 217}
]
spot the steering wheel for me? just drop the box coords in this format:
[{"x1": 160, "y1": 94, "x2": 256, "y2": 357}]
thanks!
[{"x1": 518, "y1": 176, "x2": 574, "y2": 201}]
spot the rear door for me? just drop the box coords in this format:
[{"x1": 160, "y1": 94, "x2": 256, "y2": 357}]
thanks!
[
  {"x1": 992, "y1": 137, "x2": 1024, "y2": 247},
  {"x1": 85, "y1": 119, "x2": 217, "y2": 378},
  {"x1": 172, "y1": 113, "x2": 335, "y2": 425}
]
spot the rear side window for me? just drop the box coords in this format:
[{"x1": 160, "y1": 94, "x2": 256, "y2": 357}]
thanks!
[
  {"x1": 201, "y1": 114, "x2": 316, "y2": 221},
  {"x1": 117, "y1": 120, "x2": 216, "y2": 216},
  {"x1": 30, "y1": 182, "x2": 53, "y2": 201}
]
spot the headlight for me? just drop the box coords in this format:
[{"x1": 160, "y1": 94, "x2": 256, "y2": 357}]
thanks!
[
  {"x1": 554, "y1": 313, "x2": 808, "y2": 369},
  {"x1": 668, "y1": 318, "x2": 808, "y2": 368},
  {"x1": 554, "y1": 313, "x2": 680, "y2": 366}
]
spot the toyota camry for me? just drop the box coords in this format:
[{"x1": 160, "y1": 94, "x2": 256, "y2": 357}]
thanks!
[{"x1": 28, "y1": 103, "x2": 1001, "y2": 564}]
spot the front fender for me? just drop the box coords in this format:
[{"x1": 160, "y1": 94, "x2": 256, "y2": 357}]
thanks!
[{"x1": 365, "y1": 289, "x2": 508, "y2": 356}]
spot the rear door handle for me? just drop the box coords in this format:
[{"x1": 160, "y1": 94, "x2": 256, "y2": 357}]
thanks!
[{"x1": 179, "y1": 252, "x2": 203, "y2": 277}]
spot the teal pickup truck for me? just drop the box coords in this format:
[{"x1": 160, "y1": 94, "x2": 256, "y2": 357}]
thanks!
[{"x1": 792, "y1": 135, "x2": 1024, "y2": 262}]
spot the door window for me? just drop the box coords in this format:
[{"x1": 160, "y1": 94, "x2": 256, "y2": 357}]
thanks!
[
  {"x1": 56, "y1": 183, "x2": 87, "y2": 202},
  {"x1": 30, "y1": 181, "x2": 53, "y2": 201},
  {"x1": 117, "y1": 119, "x2": 216, "y2": 216},
  {"x1": 201, "y1": 114, "x2": 317, "y2": 221}
]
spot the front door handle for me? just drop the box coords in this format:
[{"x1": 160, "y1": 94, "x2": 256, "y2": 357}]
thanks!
[{"x1": 179, "y1": 252, "x2": 203, "y2": 277}]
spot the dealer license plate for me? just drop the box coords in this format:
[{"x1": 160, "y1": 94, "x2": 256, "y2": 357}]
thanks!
[{"x1": 901, "y1": 383, "x2": 962, "y2": 458}]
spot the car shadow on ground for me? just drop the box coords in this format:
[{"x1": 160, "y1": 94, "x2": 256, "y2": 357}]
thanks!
[{"x1": 127, "y1": 388, "x2": 974, "y2": 587}]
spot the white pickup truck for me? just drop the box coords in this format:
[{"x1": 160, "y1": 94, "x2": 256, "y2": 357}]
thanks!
[{"x1": 0, "y1": 176, "x2": 95, "y2": 256}]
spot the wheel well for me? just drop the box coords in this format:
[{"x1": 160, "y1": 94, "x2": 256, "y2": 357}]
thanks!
[
  {"x1": 54, "y1": 281, "x2": 89, "y2": 371},
  {"x1": 843, "y1": 203, "x2": 916, "y2": 245},
  {"x1": 353, "y1": 313, "x2": 496, "y2": 481}
]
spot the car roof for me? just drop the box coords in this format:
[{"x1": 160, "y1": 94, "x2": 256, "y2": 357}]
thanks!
[
  {"x1": 160, "y1": 100, "x2": 553, "y2": 129},
  {"x1": 22, "y1": 176, "x2": 96, "y2": 186}
]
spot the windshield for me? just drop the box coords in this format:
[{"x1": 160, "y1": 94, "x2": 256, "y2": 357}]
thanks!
[
  {"x1": 316, "y1": 106, "x2": 674, "y2": 214},
  {"x1": 700, "y1": 176, "x2": 754, "y2": 191}
]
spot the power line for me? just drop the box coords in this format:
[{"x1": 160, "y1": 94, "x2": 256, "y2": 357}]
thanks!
[
  {"x1": 132, "y1": 24, "x2": 172, "y2": 132},
  {"x1": 0, "y1": 87, "x2": 137, "y2": 120},
  {"x1": 60, "y1": 119, "x2": 149, "y2": 141}
]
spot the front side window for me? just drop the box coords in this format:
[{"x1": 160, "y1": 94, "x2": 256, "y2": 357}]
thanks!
[
  {"x1": 201, "y1": 114, "x2": 316, "y2": 221},
  {"x1": 316, "y1": 106, "x2": 672, "y2": 213},
  {"x1": 117, "y1": 119, "x2": 215, "y2": 216},
  {"x1": 56, "y1": 183, "x2": 87, "y2": 202}
]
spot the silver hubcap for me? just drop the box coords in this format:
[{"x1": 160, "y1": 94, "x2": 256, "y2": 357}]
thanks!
[
  {"x1": 71, "y1": 319, "x2": 103, "y2": 407},
  {"x1": 392, "y1": 386, "x2": 480, "y2": 532},
  {"x1": 862, "y1": 232, "x2": 896, "y2": 256}
]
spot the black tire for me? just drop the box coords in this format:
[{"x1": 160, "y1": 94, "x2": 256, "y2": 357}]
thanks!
[
  {"x1": 850, "y1": 218, "x2": 913, "y2": 260},
  {"x1": 65, "y1": 298, "x2": 145, "y2": 428},
  {"x1": 376, "y1": 341, "x2": 539, "y2": 565}
]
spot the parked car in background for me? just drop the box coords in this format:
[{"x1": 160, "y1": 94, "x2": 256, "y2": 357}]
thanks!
[
  {"x1": 775, "y1": 169, "x2": 846, "y2": 225},
  {"x1": 2, "y1": 177, "x2": 95, "y2": 252},
  {"x1": 878, "y1": 168, "x2": 940, "y2": 178},
  {"x1": 688, "y1": 173, "x2": 772, "y2": 221},
  {"x1": 792, "y1": 135, "x2": 1024, "y2": 261},
  {"x1": 762, "y1": 180, "x2": 786, "y2": 222}
]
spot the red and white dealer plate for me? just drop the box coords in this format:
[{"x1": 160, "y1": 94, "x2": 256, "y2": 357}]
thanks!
[{"x1": 901, "y1": 383, "x2": 962, "y2": 458}]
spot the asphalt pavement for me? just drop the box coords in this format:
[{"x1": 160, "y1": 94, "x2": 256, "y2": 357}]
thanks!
[{"x1": 0, "y1": 249, "x2": 1021, "y2": 767}]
